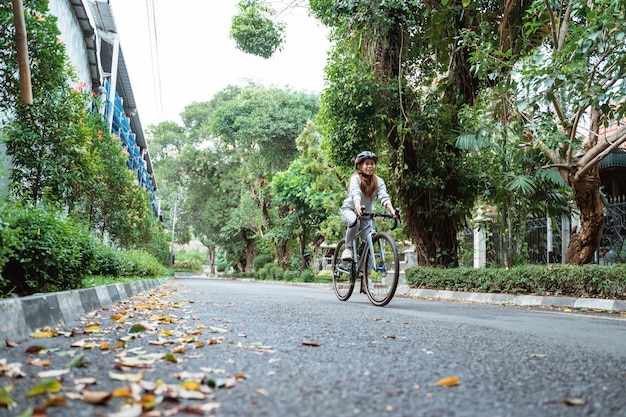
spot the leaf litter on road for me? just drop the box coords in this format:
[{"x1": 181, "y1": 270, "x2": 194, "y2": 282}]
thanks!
[{"x1": 0, "y1": 281, "x2": 250, "y2": 415}]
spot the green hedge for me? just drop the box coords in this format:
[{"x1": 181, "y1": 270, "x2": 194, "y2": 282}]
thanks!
[
  {"x1": 1, "y1": 204, "x2": 94, "y2": 296},
  {"x1": 0, "y1": 204, "x2": 168, "y2": 297},
  {"x1": 405, "y1": 264, "x2": 626, "y2": 299}
]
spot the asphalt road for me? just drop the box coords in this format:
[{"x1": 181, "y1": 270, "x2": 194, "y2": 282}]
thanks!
[{"x1": 1, "y1": 278, "x2": 625, "y2": 417}]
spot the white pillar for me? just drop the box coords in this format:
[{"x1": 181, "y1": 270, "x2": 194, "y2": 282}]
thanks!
[
  {"x1": 546, "y1": 216, "x2": 553, "y2": 263},
  {"x1": 561, "y1": 215, "x2": 571, "y2": 264},
  {"x1": 473, "y1": 225, "x2": 486, "y2": 268}
]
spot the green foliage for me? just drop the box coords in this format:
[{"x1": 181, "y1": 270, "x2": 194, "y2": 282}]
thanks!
[
  {"x1": 173, "y1": 259, "x2": 203, "y2": 272},
  {"x1": 217, "y1": 261, "x2": 229, "y2": 273},
  {"x1": 406, "y1": 264, "x2": 626, "y2": 300},
  {"x1": 300, "y1": 268, "x2": 315, "y2": 283},
  {"x1": 253, "y1": 254, "x2": 273, "y2": 271},
  {"x1": 153, "y1": 84, "x2": 320, "y2": 272},
  {"x1": 89, "y1": 245, "x2": 167, "y2": 278},
  {"x1": 1, "y1": 204, "x2": 94, "y2": 296},
  {"x1": 230, "y1": 0, "x2": 286, "y2": 59}
]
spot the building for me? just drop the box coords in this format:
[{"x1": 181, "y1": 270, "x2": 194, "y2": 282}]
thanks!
[{"x1": 2, "y1": 0, "x2": 158, "y2": 216}]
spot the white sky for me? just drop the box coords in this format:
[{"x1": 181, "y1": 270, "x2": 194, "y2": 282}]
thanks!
[{"x1": 108, "y1": 0, "x2": 331, "y2": 128}]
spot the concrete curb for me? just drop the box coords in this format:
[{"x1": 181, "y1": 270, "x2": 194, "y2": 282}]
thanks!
[
  {"x1": 397, "y1": 285, "x2": 626, "y2": 312},
  {"x1": 0, "y1": 278, "x2": 171, "y2": 343}
]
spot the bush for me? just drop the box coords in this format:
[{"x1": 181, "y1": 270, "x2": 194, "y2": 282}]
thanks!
[
  {"x1": 1, "y1": 204, "x2": 95, "y2": 296},
  {"x1": 405, "y1": 264, "x2": 626, "y2": 299},
  {"x1": 253, "y1": 254, "x2": 273, "y2": 271},
  {"x1": 255, "y1": 262, "x2": 275, "y2": 280},
  {"x1": 217, "y1": 261, "x2": 229, "y2": 273},
  {"x1": 270, "y1": 265, "x2": 284, "y2": 281},
  {"x1": 301, "y1": 268, "x2": 315, "y2": 282},
  {"x1": 173, "y1": 259, "x2": 203, "y2": 272}
]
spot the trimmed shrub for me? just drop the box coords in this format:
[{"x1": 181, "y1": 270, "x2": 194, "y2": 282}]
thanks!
[
  {"x1": 173, "y1": 258, "x2": 203, "y2": 272},
  {"x1": 270, "y1": 265, "x2": 284, "y2": 280},
  {"x1": 1, "y1": 205, "x2": 95, "y2": 296},
  {"x1": 301, "y1": 268, "x2": 315, "y2": 282},
  {"x1": 405, "y1": 264, "x2": 626, "y2": 299},
  {"x1": 217, "y1": 261, "x2": 229, "y2": 273},
  {"x1": 253, "y1": 254, "x2": 273, "y2": 271}
]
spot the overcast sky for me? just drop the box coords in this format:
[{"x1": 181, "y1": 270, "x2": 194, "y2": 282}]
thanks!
[{"x1": 108, "y1": 0, "x2": 331, "y2": 129}]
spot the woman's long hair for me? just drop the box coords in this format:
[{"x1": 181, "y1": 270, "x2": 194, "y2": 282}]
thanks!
[{"x1": 357, "y1": 172, "x2": 378, "y2": 198}]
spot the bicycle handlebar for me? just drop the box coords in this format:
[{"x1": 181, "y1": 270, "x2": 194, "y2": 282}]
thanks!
[{"x1": 359, "y1": 208, "x2": 400, "y2": 230}]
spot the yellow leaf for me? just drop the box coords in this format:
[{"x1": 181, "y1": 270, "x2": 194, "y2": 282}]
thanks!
[
  {"x1": 100, "y1": 342, "x2": 110, "y2": 350},
  {"x1": 159, "y1": 329, "x2": 173, "y2": 337},
  {"x1": 182, "y1": 381, "x2": 200, "y2": 390},
  {"x1": 30, "y1": 329, "x2": 57, "y2": 338},
  {"x1": 0, "y1": 384, "x2": 17, "y2": 409},
  {"x1": 435, "y1": 375, "x2": 460, "y2": 387},
  {"x1": 112, "y1": 386, "x2": 133, "y2": 398},
  {"x1": 26, "y1": 379, "x2": 62, "y2": 397}
]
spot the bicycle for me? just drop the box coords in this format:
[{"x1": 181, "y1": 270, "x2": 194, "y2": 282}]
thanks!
[{"x1": 331, "y1": 209, "x2": 400, "y2": 306}]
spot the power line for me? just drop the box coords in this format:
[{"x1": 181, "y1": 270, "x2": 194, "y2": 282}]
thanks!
[{"x1": 145, "y1": 0, "x2": 163, "y2": 124}]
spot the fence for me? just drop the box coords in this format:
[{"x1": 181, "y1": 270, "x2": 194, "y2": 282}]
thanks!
[{"x1": 463, "y1": 197, "x2": 626, "y2": 266}]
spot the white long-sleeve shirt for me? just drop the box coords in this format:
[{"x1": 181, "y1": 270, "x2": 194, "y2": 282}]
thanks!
[{"x1": 341, "y1": 174, "x2": 391, "y2": 212}]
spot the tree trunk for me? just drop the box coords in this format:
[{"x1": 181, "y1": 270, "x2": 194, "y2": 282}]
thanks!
[
  {"x1": 564, "y1": 164, "x2": 603, "y2": 264},
  {"x1": 244, "y1": 236, "x2": 255, "y2": 272},
  {"x1": 208, "y1": 245, "x2": 216, "y2": 276}
]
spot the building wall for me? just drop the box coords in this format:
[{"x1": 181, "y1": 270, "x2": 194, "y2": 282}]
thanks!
[{"x1": 48, "y1": 0, "x2": 92, "y2": 89}]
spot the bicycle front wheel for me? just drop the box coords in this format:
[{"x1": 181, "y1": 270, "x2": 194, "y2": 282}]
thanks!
[
  {"x1": 364, "y1": 232, "x2": 399, "y2": 306},
  {"x1": 332, "y1": 238, "x2": 355, "y2": 301}
]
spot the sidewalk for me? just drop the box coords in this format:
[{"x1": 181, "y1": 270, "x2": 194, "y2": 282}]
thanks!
[{"x1": 2, "y1": 275, "x2": 624, "y2": 343}]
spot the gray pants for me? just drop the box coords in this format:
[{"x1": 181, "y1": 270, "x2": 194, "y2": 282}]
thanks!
[{"x1": 341, "y1": 208, "x2": 358, "y2": 250}]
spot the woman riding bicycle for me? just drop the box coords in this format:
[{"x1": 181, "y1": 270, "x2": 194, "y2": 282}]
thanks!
[{"x1": 340, "y1": 151, "x2": 398, "y2": 262}]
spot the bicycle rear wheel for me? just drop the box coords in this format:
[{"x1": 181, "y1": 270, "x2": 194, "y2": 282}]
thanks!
[
  {"x1": 364, "y1": 232, "x2": 399, "y2": 306},
  {"x1": 332, "y1": 238, "x2": 355, "y2": 301}
]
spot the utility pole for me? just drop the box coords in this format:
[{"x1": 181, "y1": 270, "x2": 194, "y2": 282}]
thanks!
[
  {"x1": 169, "y1": 194, "x2": 178, "y2": 267},
  {"x1": 12, "y1": 0, "x2": 33, "y2": 105}
]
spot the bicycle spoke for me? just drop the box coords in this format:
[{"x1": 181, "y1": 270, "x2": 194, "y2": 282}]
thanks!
[
  {"x1": 364, "y1": 232, "x2": 399, "y2": 306},
  {"x1": 332, "y1": 239, "x2": 355, "y2": 301}
]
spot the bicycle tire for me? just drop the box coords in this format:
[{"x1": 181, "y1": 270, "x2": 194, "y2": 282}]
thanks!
[
  {"x1": 363, "y1": 232, "x2": 399, "y2": 306},
  {"x1": 332, "y1": 238, "x2": 355, "y2": 301}
]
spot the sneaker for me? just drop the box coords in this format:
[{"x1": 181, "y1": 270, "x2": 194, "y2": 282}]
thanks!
[{"x1": 341, "y1": 248, "x2": 353, "y2": 261}]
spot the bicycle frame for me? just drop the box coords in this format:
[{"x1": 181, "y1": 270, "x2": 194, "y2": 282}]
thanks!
[{"x1": 352, "y1": 216, "x2": 381, "y2": 279}]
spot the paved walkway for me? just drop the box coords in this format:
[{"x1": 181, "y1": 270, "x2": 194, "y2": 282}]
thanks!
[{"x1": 1, "y1": 274, "x2": 624, "y2": 343}]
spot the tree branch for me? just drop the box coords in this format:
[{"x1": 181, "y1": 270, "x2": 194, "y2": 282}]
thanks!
[{"x1": 575, "y1": 125, "x2": 626, "y2": 181}]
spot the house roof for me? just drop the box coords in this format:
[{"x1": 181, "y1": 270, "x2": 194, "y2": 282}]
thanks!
[{"x1": 68, "y1": 0, "x2": 154, "y2": 185}]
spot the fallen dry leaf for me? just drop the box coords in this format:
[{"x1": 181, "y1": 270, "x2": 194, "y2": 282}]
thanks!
[
  {"x1": 42, "y1": 395, "x2": 68, "y2": 407},
  {"x1": 36, "y1": 369, "x2": 69, "y2": 379},
  {"x1": 30, "y1": 328, "x2": 58, "y2": 338},
  {"x1": 5, "y1": 339, "x2": 18, "y2": 348},
  {"x1": 435, "y1": 375, "x2": 461, "y2": 387},
  {"x1": 82, "y1": 390, "x2": 112, "y2": 404},
  {"x1": 27, "y1": 358, "x2": 51, "y2": 367},
  {"x1": 108, "y1": 403, "x2": 142, "y2": 417},
  {"x1": 109, "y1": 371, "x2": 144, "y2": 382},
  {"x1": 302, "y1": 341, "x2": 321, "y2": 347},
  {"x1": 563, "y1": 397, "x2": 586, "y2": 406}
]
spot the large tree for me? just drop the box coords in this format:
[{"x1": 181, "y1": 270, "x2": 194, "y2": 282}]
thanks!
[
  {"x1": 515, "y1": 0, "x2": 626, "y2": 264},
  {"x1": 308, "y1": 0, "x2": 539, "y2": 266}
]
